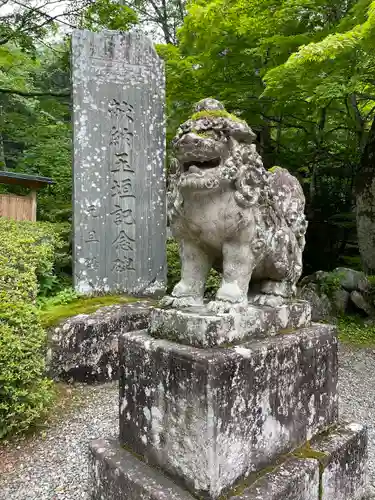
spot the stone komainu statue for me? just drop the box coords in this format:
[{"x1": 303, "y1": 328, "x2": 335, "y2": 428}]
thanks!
[{"x1": 163, "y1": 98, "x2": 308, "y2": 312}]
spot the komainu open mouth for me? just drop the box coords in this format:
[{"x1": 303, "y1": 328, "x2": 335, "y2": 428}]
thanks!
[{"x1": 183, "y1": 158, "x2": 221, "y2": 173}]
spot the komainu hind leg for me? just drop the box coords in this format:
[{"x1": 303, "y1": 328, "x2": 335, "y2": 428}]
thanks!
[{"x1": 250, "y1": 280, "x2": 295, "y2": 307}]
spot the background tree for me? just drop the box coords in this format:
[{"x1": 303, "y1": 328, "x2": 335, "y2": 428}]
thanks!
[
  {"x1": 157, "y1": 0, "x2": 375, "y2": 273},
  {"x1": 263, "y1": 0, "x2": 375, "y2": 272}
]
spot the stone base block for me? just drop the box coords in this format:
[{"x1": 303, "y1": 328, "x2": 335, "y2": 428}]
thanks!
[
  {"x1": 149, "y1": 300, "x2": 311, "y2": 347},
  {"x1": 89, "y1": 438, "x2": 195, "y2": 500},
  {"x1": 119, "y1": 324, "x2": 338, "y2": 498},
  {"x1": 230, "y1": 457, "x2": 320, "y2": 500},
  {"x1": 311, "y1": 422, "x2": 368, "y2": 500},
  {"x1": 89, "y1": 423, "x2": 368, "y2": 499},
  {"x1": 46, "y1": 301, "x2": 153, "y2": 382}
]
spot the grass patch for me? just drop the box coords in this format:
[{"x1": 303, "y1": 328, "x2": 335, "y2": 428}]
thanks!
[
  {"x1": 337, "y1": 315, "x2": 375, "y2": 347},
  {"x1": 40, "y1": 295, "x2": 141, "y2": 328}
]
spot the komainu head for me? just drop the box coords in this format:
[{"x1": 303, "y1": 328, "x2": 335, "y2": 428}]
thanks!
[{"x1": 170, "y1": 98, "x2": 265, "y2": 196}]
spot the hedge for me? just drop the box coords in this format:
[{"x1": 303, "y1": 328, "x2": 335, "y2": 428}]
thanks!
[{"x1": 0, "y1": 218, "x2": 60, "y2": 439}]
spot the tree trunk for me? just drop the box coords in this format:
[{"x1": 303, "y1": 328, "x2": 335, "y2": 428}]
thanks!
[{"x1": 356, "y1": 118, "x2": 375, "y2": 274}]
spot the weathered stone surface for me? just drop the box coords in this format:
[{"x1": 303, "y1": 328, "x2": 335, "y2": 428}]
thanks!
[
  {"x1": 89, "y1": 437, "x2": 196, "y2": 500},
  {"x1": 46, "y1": 301, "x2": 153, "y2": 382},
  {"x1": 230, "y1": 458, "x2": 319, "y2": 500},
  {"x1": 332, "y1": 288, "x2": 350, "y2": 315},
  {"x1": 299, "y1": 283, "x2": 333, "y2": 322},
  {"x1": 299, "y1": 271, "x2": 330, "y2": 288},
  {"x1": 71, "y1": 29, "x2": 166, "y2": 296},
  {"x1": 149, "y1": 300, "x2": 311, "y2": 347},
  {"x1": 334, "y1": 267, "x2": 369, "y2": 292},
  {"x1": 162, "y1": 98, "x2": 308, "y2": 313},
  {"x1": 350, "y1": 290, "x2": 373, "y2": 316},
  {"x1": 89, "y1": 423, "x2": 368, "y2": 500},
  {"x1": 311, "y1": 422, "x2": 368, "y2": 500},
  {"x1": 119, "y1": 324, "x2": 338, "y2": 499}
]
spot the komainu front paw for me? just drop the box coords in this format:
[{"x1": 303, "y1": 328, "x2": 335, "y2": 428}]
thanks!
[
  {"x1": 215, "y1": 282, "x2": 247, "y2": 303},
  {"x1": 249, "y1": 294, "x2": 285, "y2": 307},
  {"x1": 160, "y1": 295, "x2": 203, "y2": 309},
  {"x1": 207, "y1": 299, "x2": 248, "y2": 314}
]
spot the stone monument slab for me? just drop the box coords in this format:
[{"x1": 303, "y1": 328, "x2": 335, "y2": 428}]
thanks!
[
  {"x1": 119, "y1": 324, "x2": 338, "y2": 499},
  {"x1": 71, "y1": 29, "x2": 166, "y2": 296}
]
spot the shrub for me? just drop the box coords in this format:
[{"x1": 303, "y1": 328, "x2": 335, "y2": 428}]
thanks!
[
  {"x1": 317, "y1": 270, "x2": 344, "y2": 299},
  {"x1": 0, "y1": 218, "x2": 58, "y2": 439}
]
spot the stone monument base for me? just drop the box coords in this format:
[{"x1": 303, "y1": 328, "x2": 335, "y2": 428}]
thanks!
[
  {"x1": 46, "y1": 301, "x2": 154, "y2": 382},
  {"x1": 89, "y1": 422, "x2": 368, "y2": 500}
]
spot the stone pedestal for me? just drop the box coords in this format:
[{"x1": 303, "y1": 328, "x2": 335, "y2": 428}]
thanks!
[
  {"x1": 90, "y1": 422, "x2": 367, "y2": 500},
  {"x1": 89, "y1": 306, "x2": 368, "y2": 500},
  {"x1": 149, "y1": 300, "x2": 311, "y2": 347},
  {"x1": 118, "y1": 323, "x2": 338, "y2": 499}
]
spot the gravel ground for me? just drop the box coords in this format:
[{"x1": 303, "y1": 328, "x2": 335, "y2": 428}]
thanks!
[
  {"x1": 339, "y1": 343, "x2": 375, "y2": 498},
  {"x1": 0, "y1": 344, "x2": 374, "y2": 499},
  {"x1": 0, "y1": 383, "x2": 118, "y2": 500}
]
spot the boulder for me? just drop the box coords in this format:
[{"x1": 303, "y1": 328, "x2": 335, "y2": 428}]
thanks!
[
  {"x1": 299, "y1": 271, "x2": 330, "y2": 288},
  {"x1": 333, "y1": 267, "x2": 369, "y2": 292},
  {"x1": 299, "y1": 283, "x2": 333, "y2": 322},
  {"x1": 350, "y1": 291, "x2": 373, "y2": 316},
  {"x1": 332, "y1": 288, "x2": 350, "y2": 315}
]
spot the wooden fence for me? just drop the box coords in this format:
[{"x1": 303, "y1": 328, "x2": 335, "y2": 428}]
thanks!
[{"x1": 0, "y1": 191, "x2": 36, "y2": 222}]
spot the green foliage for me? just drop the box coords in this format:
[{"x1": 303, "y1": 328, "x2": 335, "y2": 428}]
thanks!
[
  {"x1": 37, "y1": 287, "x2": 80, "y2": 310},
  {"x1": 318, "y1": 271, "x2": 344, "y2": 298},
  {"x1": 36, "y1": 223, "x2": 73, "y2": 298},
  {"x1": 39, "y1": 295, "x2": 140, "y2": 329},
  {"x1": 205, "y1": 268, "x2": 222, "y2": 299},
  {"x1": 79, "y1": 0, "x2": 138, "y2": 31},
  {"x1": 0, "y1": 218, "x2": 58, "y2": 439},
  {"x1": 158, "y1": 0, "x2": 375, "y2": 274},
  {"x1": 0, "y1": 218, "x2": 61, "y2": 300},
  {"x1": 166, "y1": 238, "x2": 182, "y2": 294},
  {"x1": 338, "y1": 315, "x2": 375, "y2": 346},
  {"x1": 166, "y1": 238, "x2": 221, "y2": 297}
]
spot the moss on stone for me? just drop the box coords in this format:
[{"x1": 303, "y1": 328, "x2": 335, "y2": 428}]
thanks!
[
  {"x1": 292, "y1": 441, "x2": 329, "y2": 464},
  {"x1": 277, "y1": 327, "x2": 296, "y2": 335},
  {"x1": 292, "y1": 440, "x2": 330, "y2": 500},
  {"x1": 217, "y1": 457, "x2": 286, "y2": 499},
  {"x1": 268, "y1": 165, "x2": 283, "y2": 173},
  {"x1": 149, "y1": 326, "x2": 183, "y2": 343},
  {"x1": 196, "y1": 131, "x2": 213, "y2": 138},
  {"x1": 190, "y1": 109, "x2": 246, "y2": 123},
  {"x1": 122, "y1": 441, "x2": 145, "y2": 463},
  {"x1": 40, "y1": 295, "x2": 142, "y2": 328}
]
